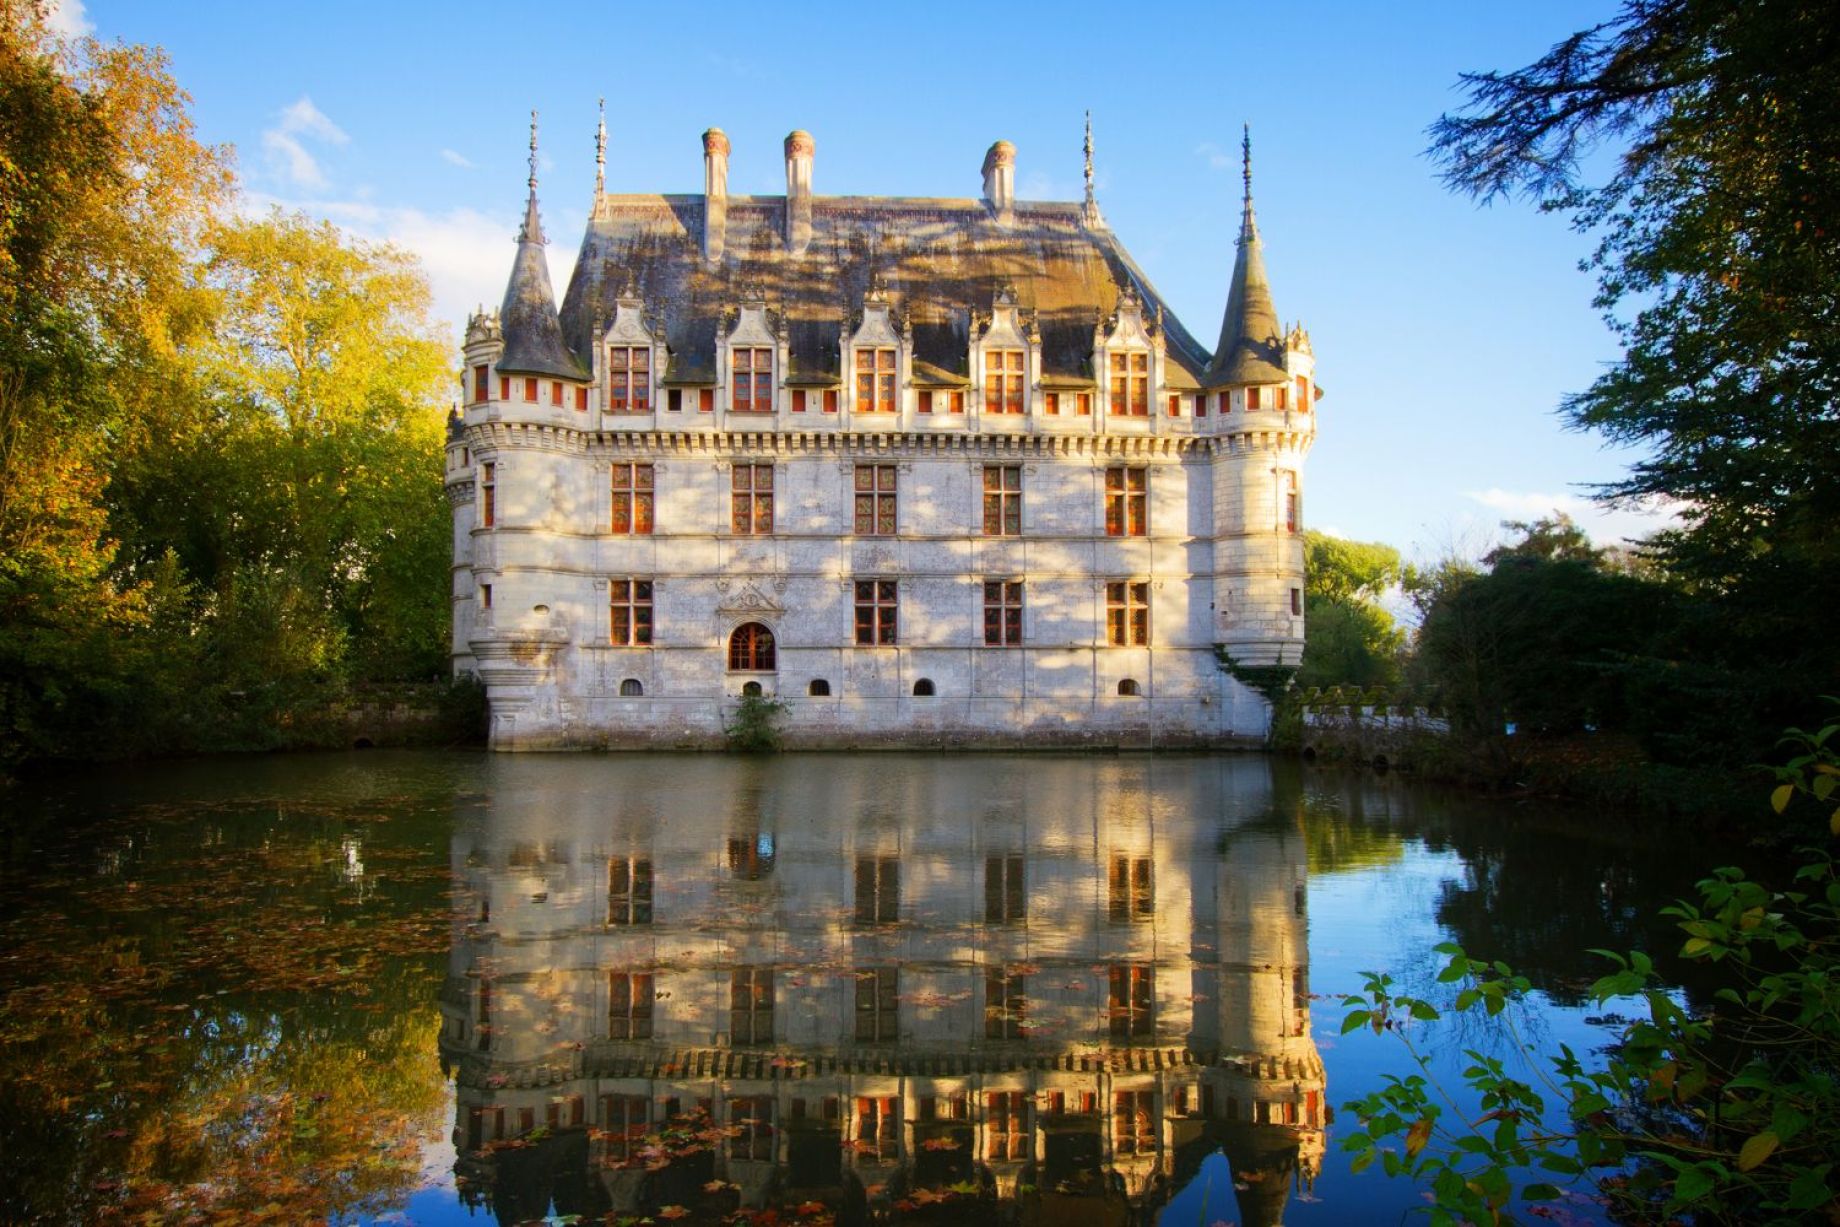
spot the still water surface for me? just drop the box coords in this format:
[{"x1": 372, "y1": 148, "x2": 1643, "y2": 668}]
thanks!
[{"x1": 0, "y1": 752, "x2": 1741, "y2": 1225}]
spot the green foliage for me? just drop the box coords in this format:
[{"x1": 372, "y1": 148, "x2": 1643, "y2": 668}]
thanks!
[
  {"x1": 725, "y1": 693, "x2": 789, "y2": 752},
  {"x1": 1340, "y1": 717, "x2": 1840, "y2": 1223},
  {"x1": 1298, "y1": 531, "x2": 1406, "y2": 689},
  {"x1": 1213, "y1": 648, "x2": 1298, "y2": 708}
]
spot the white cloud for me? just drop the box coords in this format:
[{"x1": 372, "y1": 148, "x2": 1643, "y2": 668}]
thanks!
[
  {"x1": 1462, "y1": 487, "x2": 1681, "y2": 546},
  {"x1": 440, "y1": 149, "x2": 475, "y2": 169},
  {"x1": 261, "y1": 96, "x2": 349, "y2": 189},
  {"x1": 43, "y1": 0, "x2": 92, "y2": 38},
  {"x1": 1194, "y1": 141, "x2": 1235, "y2": 171}
]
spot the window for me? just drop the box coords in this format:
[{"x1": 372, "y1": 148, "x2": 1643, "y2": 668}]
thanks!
[
  {"x1": 1291, "y1": 586, "x2": 1303, "y2": 616},
  {"x1": 808, "y1": 678, "x2": 831, "y2": 697},
  {"x1": 1114, "y1": 1090, "x2": 1156, "y2": 1155},
  {"x1": 1280, "y1": 470, "x2": 1299, "y2": 532},
  {"x1": 1167, "y1": 393, "x2": 1180, "y2": 417},
  {"x1": 731, "y1": 1096, "x2": 775, "y2": 1161},
  {"x1": 523, "y1": 376, "x2": 538, "y2": 403},
  {"x1": 575, "y1": 386, "x2": 589, "y2": 410},
  {"x1": 1275, "y1": 385, "x2": 1289, "y2": 410},
  {"x1": 854, "y1": 347, "x2": 896, "y2": 413},
  {"x1": 1247, "y1": 386, "x2": 1263, "y2": 411},
  {"x1": 731, "y1": 464, "x2": 774, "y2": 535},
  {"x1": 608, "y1": 971, "x2": 654, "y2": 1039},
  {"x1": 987, "y1": 1092, "x2": 1030, "y2": 1161},
  {"x1": 985, "y1": 349, "x2": 1025, "y2": 414},
  {"x1": 1108, "y1": 352, "x2": 1148, "y2": 416},
  {"x1": 731, "y1": 968, "x2": 774, "y2": 1046},
  {"x1": 854, "y1": 1095, "x2": 900, "y2": 1159},
  {"x1": 983, "y1": 580, "x2": 1022, "y2": 647},
  {"x1": 982, "y1": 465, "x2": 1021, "y2": 535},
  {"x1": 1195, "y1": 393, "x2": 1207, "y2": 417},
  {"x1": 854, "y1": 856, "x2": 899, "y2": 924},
  {"x1": 479, "y1": 582, "x2": 492, "y2": 611},
  {"x1": 823, "y1": 388, "x2": 839, "y2": 413},
  {"x1": 476, "y1": 978, "x2": 493, "y2": 1051},
  {"x1": 609, "y1": 580, "x2": 653, "y2": 645},
  {"x1": 598, "y1": 1095, "x2": 649, "y2": 1162},
  {"x1": 551, "y1": 380, "x2": 564, "y2": 407},
  {"x1": 948, "y1": 390, "x2": 965, "y2": 413},
  {"x1": 1109, "y1": 856, "x2": 1153, "y2": 922},
  {"x1": 728, "y1": 833, "x2": 775, "y2": 880},
  {"x1": 610, "y1": 463, "x2": 655, "y2": 534},
  {"x1": 499, "y1": 375, "x2": 511, "y2": 400},
  {"x1": 480, "y1": 462, "x2": 496, "y2": 528},
  {"x1": 619, "y1": 678, "x2": 643, "y2": 696},
  {"x1": 1077, "y1": 392, "x2": 1093, "y2": 416},
  {"x1": 854, "y1": 580, "x2": 897, "y2": 645},
  {"x1": 607, "y1": 347, "x2": 651, "y2": 413},
  {"x1": 985, "y1": 967, "x2": 1026, "y2": 1040},
  {"x1": 1117, "y1": 678, "x2": 1141, "y2": 697},
  {"x1": 854, "y1": 971, "x2": 899, "y2": 1043},
  {"x1": 917, "y1": 390, "x2": 932, "y2": 414},
  {"x1": 742, "y1": 680, "x2": 763, "y2": 697},
  {"x1": 699, "y1": 387, "x2": 715, "y2": 412},
  {"x1": 853, "y1": 465, "x2": 897, "y2": 535},
  {"x1": 985, "y1": 854, "x2": 1025, "y2": 924},
  {"x1": 1106, "y1": 581, "x2": 1150, "y2": 646},
  {"x1": 607, "y1": 857, "x2": 654, "y2": 925},
  {"x1": 729, "y1": 622, "x2": 776, "y2": 671},
  {"x1": 472, "y1": 364, "x2": 489, "y2": 402},
  {"x1": 731, "y1": 347, "x2": 773, "y2": 413},
  {"x1": 1045, "y1": 392, "x2": 1060, "y2": 415},
  {"x1": 1295, "y1": 375, "x2": 1311, "y2": 412},
  {"x1": 1104, "y1": 467, "x2": 1147, "y2": 537},
  {"x1": 912, "y1": 678, "x2": 935, "y2": 697},
  {"x1": 1108, "y1": 964, "x2": 1153, "y2": 1039},
  {"x1": 668, "y1": 388, "x2": 682, "y2": 412},
  {"x1": 792, "y1": 388, "x2": 807, "y2": 413}
]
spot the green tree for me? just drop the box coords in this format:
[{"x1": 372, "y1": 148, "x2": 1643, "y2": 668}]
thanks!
[
  {"x1": 1430, "y1": 0, "x2": 1840, "y2": 757},
  {"x1": 1298, "y1": 530, "x2": 1405, "y2": 689}
]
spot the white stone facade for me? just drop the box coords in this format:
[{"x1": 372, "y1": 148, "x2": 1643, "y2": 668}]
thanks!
[{"x1": 448, "y1": 124, "x2": 1318, "y2": 750}]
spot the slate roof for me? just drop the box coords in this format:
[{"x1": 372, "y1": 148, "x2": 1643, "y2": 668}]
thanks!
[
  {"x1": 557, "y1": 196, "x2": 1215, "y2": 391},
  {"x1": 497, "y1": 194, "x2": 589, "y2": 381},
  {"x1": 1203, "y1": 198, "x2": 1288, "y2": 388}
]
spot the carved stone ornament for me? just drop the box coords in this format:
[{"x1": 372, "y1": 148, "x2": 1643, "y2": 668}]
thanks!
[{"x1": 717, "y1": 583, "x2": 785, "y2": 615}]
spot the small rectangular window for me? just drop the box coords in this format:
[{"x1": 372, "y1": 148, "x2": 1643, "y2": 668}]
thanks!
[
  {"x1": 1295, "y1": 375, "x2": 1311, "y2": 412},
  {"x1": 480, "y1": 462, "x2": 496, "y2": 528},
  {"x1": 852, "y1": 465, "x2": 897, "y2": 536},
  {"x1": 1076, "y1": 392, "x2": 1092, "y2": 416},
  {"x1": 1108, "y1": 855, "x2": 1154, "y2": 922},
  {"x1": 1167, "y1": 393, "x2": 1180, "y2": 417},
  {"x1": 823, "y1": 388, "x2": 839, "y2": 413},
  {"x1": 1280, "y1": 470, "x2": 1299, "y2": 533},
  {"x1": 1248, "y1": 386, "x2": 1263, "y2": 411},
  {"x1": 854, "y1": 579, "x2": 898, "y2": 645},
  {"x1": 472, "y1": 364, "x2": 489, "y2": 403},
  {"x1": 854, "y1": 856, "x2": 900, "y2": 924},
  {"x1": 524, "y1": 376, "x2": 538, "y2": 403},
  {"x1": 1291, "y1": 587, "x2": 1303, "y2": 616},
  {"x1": 606, "y1": 857, "x2": 654, "y2": 925},
  {"x1": 982, "y1": 465, "x2": 1021, "y2": 536},
  {"x1": 479, "y1": 583, "x2": 492, "y2": 610},
  {"x1": 985, "y1": 854, "x2": 1025, "y2": 923},
  {"x1": 1275, "y1": 385, "x2": 1289, "y2": 410},
  {"x1": 668, "y1": 388, "x2": 683, "y2": 412},
  {"x1": 792, "y1": 389, "x2": 807, "y2": 413},
  {"x1": 551, "y1": 380, "x2": 564, "y2": 407},
  {"x1": 609, "y1": 579, "x2": 653, "y2": 645},
  {"x1": 1045, "y1": 391, "x2": 1060, "y2": 415},
  {"x1": 1104, "y1": 467, "x2": 1148, "y2": 537},
  {"x1": 499, "y1": 375, "x2": 511, "y2": 400},
  {"x1": 985, "y1": 968, "x2": 1026, "y2": 1040},
  {"x1": 699, "y1": 387, "x2": 714, "y2": 413},
  {"x1": 608, "y1": 971, "x2": 654, "y2": 1038},
  {"x1": 610, "y1": 463, "x2": 655, "y2": 535},
  {"x1": 1105, "y1": 581, "x2": 1150, "y2": 646},
  {"x1": 1195, "y1": 393, "x2": 1207, "y2": 418},
  {"x1": 949, "y1": 390, "x2": 964, "y2": 414},
  {"x1": 575, "y1": 386, "x2": 589, "y2": 411},
  {"x1": 1108, "y1": 964, "x2": 1154, "y2": 1040},
  {"x1": 918, "y1": 390, "x2": 933, "y2": 414},
  {"x1": 854, "y1": 970, "x2": 899, "y2": 1044},
  {"x1": 983, "y1": 580, "x2": 1023, "y2": 646},
  {"x1": 730, "y1": 968, "x2": 774, "y2": 1046}
]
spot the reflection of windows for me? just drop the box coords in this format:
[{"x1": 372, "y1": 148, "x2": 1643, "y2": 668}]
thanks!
[
  {"x1": 1108, "y1": 856, "x2": 1153, "y2": 922},
  {"x1": 1108, "y1": 351, "x2": 1148, "y2": 416},
  {"x1": 982, "y1": 465, "x2": 1021, "y2": 535},
  {"x1": 1108, "y1": 964, "x2": 1154, "y2": 1040},
  {"x1": 854, "y1": 580, "x2": 898, "y2": 645},
  {"x1": 1106, "y1": 581, "x2": 1150, "y2": 646},
  {"x1": 854, "y1": 968, "x2": 899, "y2": 1042},
  {"x1": 854, "y1": 1095, "x2": 900, "y2": 1158},
  {"x1": 985, "y1": 967, "x2": 1026, "y2": 1040},
  {"x1": 610, "y1": 463, "x2": 654, "y2": 534},
  {"x1": 854, "y1": 348, "x2": 896, "y2": 413},
  {"x1": 607, "y1": 857, "x2": 654, "y2": 925},
  {"x1": 854, "y1": 857, "x2": 900, "y2": 924},
  {"x1": 730, "y1": 1095, "x2": 775, "y2": 1160},
  {"x1": 608, "y1": 971, "x2": 654, "y2": 1039},
  {"x1": 985, "y1": 854, "x2": 1025, "y2": 924},
  {"x1": 609, "y1": 579, "x2": 653, "y2": 646},
  {"x1": 1113, "y1": 1090, "x2": 1156, "y2": 1155},
  {"x1": 731, "y1": 464, "x2": 774, "y2": 535},
  {"x1": 731, "y1": 968, "x2": 774, "y2": 1045},
  {"x1": 1105, "y1": 466, "x2": 1147, "y2": 536},
  {"x1": 598, "y1": 1094, "x2": 650, "y2": 1162},
  {"x1": 986, "y1": 1091, "x2": 1030, "y2": 1161},
  {"x1": 853, "y1": 464, "x2": 897, "y2": 535},
  {"x1": 727, "y1": 833, "x2": 775, "y2": 879},
  {"x1": 475, "y1": 978, "x2": 492, "y2": 1051}
]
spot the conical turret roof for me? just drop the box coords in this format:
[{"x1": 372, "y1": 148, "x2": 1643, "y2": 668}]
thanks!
[
  {"x1": 497, "y1": 112, "x2": 587, "y2": 381},
  {"x1": 1204, "y1": 127, "x2": 1288, "y2": 388}
]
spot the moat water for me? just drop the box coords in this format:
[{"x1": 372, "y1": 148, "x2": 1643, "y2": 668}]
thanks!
[{"x1": 0, "y1": 751, "x2": 1749, "y2": 1225}]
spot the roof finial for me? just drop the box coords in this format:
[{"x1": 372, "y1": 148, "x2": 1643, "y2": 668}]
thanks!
[
  {"x1": 1083, "y1": 110, "x2": 1094, "y2": 207},
  {"x1": 1241, "y1": 122, "x2": 1252, "y2": 211},
  {"x1": 528, "y1": 109, "x2": 540, "y2": 193},
  {"x1": 594, "y1": 99, "x2": 606, "y2": 196}
]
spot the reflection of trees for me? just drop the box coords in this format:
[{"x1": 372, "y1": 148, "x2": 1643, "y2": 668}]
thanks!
[{"x1": 0, "y1": 796, "x2": 452, "y2": 1222}]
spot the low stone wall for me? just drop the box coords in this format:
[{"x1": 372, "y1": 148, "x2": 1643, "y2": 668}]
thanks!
[{"x1": 1298, "y1": 705, "x2": 1449, "y2": 769}]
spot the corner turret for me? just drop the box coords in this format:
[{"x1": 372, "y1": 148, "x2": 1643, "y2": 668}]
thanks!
[
  {"x1": 1204, "y1": 126, "x2": 1287, "y2": 388},
  {"x1": 496, "y1": 112, "x2": 586, "y2": 381}
]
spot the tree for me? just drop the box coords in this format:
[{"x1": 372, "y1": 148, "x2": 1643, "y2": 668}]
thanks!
[
  {"x1": 1430, "y1": 0, "x2": 1840, "y2": 751},
  {"x1": 1298, "y1": 531, "x2": 1406, "y2": 689}
]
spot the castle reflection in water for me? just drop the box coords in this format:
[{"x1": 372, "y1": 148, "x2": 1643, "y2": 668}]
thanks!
[{"x1": 439, "y1": 756, "x2": 1324, "y2": 1225}]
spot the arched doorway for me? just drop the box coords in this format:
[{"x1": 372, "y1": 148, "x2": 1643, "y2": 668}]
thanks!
[{"x1": 728, "y1": 622, "x2": 776, "y2": 672}]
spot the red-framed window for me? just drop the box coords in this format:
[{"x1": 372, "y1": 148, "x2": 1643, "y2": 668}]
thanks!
[
  {"x1": 854, "y1": 348, "x2": 896, "y2": 413},
  {"x1": 853, "y1": 580, "x2": 897, "y2": 645},
  {"x1": 853, "y1": 465, "x2": 896, "y2": 535},
  {"x1": 609, "y1": 579, "x2": 652, "y2": 645},
  {"x1": 731, "y1": 464, "x2": 773, "y2": 535},
  {"x1": 607, "y1": 347, "x2": 651, "y2": 413},
  {"x1": 983, "y1": 580, "x2": 1022, "y2": 647},
  {"x1": 1108, "y1": 352, "x2": 1148, "y2": 415},
  {"x1": 1105, "y1": 466, "x2": 1147, "y2": 537},
  {"x1": 1106, "y1": 581, "x2": 1150, "y2": 646},
  {"x1": 985, "y1": 349, "x2": 1025, "y2": 414},
  {"x1": 731, "y1": 347, "x2": 773, "y2": 413},
  {"x1": 610, "y1": 463, "x2": 654, "y2": 534}
]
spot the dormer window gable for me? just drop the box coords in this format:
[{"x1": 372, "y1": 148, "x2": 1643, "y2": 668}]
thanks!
[
  {"x1": 1097, "y1": 286, "x2": 1160, "y2": 419},
  {"x1": 975, "y1": 286, "x2": 1036, "y2": 417},
  {"x1": 846, "y1": 292, "x2": 905, "y2": 415},
  {"x1": 601, "y1": 297, "x2": 659, "y2": 415},
  {"x1": 724, "y1": 301, "x2": 781, "y2": 415}
]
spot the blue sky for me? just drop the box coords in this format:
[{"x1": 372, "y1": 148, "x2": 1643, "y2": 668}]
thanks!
[{"x1": 63, "y1": 0, "x2": 1672, "y2": 560}]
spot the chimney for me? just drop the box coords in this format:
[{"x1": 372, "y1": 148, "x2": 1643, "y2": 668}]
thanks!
[
  {"x1": 702, "y1": 127, "x2": 729, "y2": 262},
  {"x1": 982, "y1": 140, "x2": 1015, "y2": 225},
  {"x1": 784, "y1": 129, "x2": 814, "y2": 256}
]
